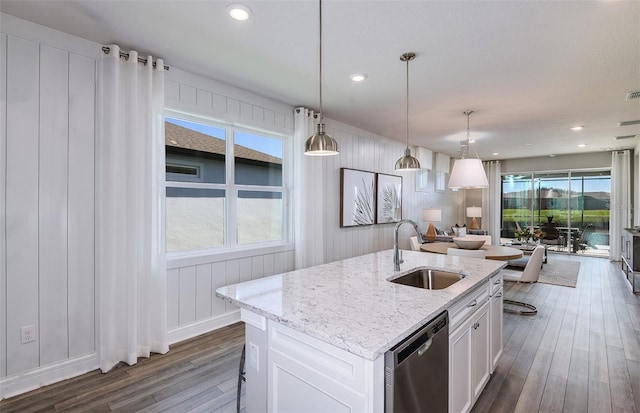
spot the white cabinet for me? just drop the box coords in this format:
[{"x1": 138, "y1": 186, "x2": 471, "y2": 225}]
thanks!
[
  {"x1": 449, "y1": 281, "x2": 493, "y2": 413},
  {"x1": 471, "y1": 303, "x2": 490, "y2": 402},
  {"x1": 241, "y1": 311, "x2": 384, "y2": 413},
  {"x1": 490, "y1": 287, "x2": 503, "y2": 373},
  {"x1": 449, "y1": 316, "x2": 472, "y2": 413},
  {"x1": 489, "y1": 273, "x2": 503, "y2": 373}
]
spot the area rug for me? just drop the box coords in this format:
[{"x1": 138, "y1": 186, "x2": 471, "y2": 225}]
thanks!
[{"x1": 537, "y1": 259, "x2": 580, "y2": 288}]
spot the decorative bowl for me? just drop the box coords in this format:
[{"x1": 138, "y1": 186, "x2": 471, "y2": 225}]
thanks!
[{"x1": 453, "y1": 237, "x2": 486, "y2": 250}]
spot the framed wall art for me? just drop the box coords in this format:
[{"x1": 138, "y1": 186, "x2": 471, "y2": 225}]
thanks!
[
  {"x1": 376, "y1": 173, "x2": 402, "y2": 224},
  {"x1": 340, "y1": 168, "x2": 375, "y2": 227}
]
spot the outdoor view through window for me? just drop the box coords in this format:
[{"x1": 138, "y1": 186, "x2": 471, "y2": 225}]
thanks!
[
  {"x1": 165, "y1": 116, "x2": 284, "y2": 252},
  {"x1": 502, "y1": 171, "x2": 611, "y2": 257}
]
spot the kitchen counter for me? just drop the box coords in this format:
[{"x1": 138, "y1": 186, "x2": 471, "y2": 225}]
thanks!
[{"x1": 216, "y1": 249, "x2": 506, "y2": 360}]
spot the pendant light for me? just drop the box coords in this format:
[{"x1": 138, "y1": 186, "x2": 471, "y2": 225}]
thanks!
[
  {"x1": 448, "y1": 110, "x2": 489, "y2": 189},
  {"x1": 394, "y1": 52, "x2": 421, "y2": 171},
  {"x1": 304, "y1": 0, "x2": 339, "y2": 156}
]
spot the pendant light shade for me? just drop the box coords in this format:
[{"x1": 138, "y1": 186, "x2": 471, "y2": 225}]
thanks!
[
  {"x1": 305, "y1": 123, "x2": 339, "y2": 155},
  {"x1": 304, "y1": 0, "x2": 339, "y2": 156},
  {"x1": 394, "y1": 52, "x2": 420, "y2": 171},
  {"x1": 448, "y1": 111, "x2": 489, "y2": 189}
]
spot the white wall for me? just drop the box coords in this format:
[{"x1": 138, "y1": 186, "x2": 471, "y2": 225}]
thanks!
[
  {"x1": 1, "y1": 14, "x2": 99, "y2": 397},
  {"x1": 162, "y1": 67, "x2": 458, "y2": 341},
  {"x1": 320, "y1": 119, "x2": 458, "y2": 258},
  {"x1": 163, "y1": 67, "x2": 298, "y2": 343},
  {"x1": 0, "y1": 12, "x2": 460, "y2": 398},
  {"x1": 634, "y1": 144, "x2": 639, "y2": 226},
  {"x1": 501, "y1": 151, "x2": 611, "y2": 173}
]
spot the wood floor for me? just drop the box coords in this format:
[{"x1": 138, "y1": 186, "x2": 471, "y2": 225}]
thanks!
[
  {"x1": 1, "y1": 254, "x2": 638, "y2": 413},
  {"x1": 474, "y1": 254, "x2": 640, "y2": 413},
  {"x1": 0, "y1": 321, "x2": 246, "y2": 413}
]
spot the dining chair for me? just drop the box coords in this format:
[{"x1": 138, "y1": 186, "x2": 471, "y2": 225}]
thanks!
[
  {"x1": 501, "y1": 245, "x2": 545, "y2": 315},
  {"x1": 446, "y1": 248, "x2": 486, "y2": 259},
  {"x1": 409, "y1": 236, "x2": 421, "y2": 251}
]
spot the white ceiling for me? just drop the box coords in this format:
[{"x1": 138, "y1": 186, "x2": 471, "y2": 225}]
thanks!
[{"x1": 2, "y1": 0, "x2": 639, "y2": 160}]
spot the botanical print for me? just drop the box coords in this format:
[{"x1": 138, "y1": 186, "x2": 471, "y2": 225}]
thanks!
[
  {"x1": 352, "y1": 178, "x2": 375, "y2": 225},
  {"x1": 376, "y1": 174, "x2": 402, "y2": 223},
  {"x1": 341, "y1": 168, "x2": 375, "y2": 227}
]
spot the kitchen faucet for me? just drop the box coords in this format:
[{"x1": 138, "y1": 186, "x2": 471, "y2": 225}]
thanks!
[{"x1": 393, "y1": 219, "x2": 424, "y2": 271}]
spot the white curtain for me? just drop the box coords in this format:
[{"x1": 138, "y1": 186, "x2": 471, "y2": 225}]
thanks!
[
  {"x1": 610, "y1": 150, "x2": 631, "y2": 261},
  {"x1": 293, "y1": 108, "x2": 326, "y2": 269},
  {"x1": 482, "y1": 161, "x2": 502, "y2": 245},
  {"x1": 96, "y1": 45, "x2": 168, "y2": 372}
]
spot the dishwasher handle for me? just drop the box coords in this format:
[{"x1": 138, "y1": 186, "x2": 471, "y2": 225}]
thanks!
[{"x1": 417, "y1": 337, "x2": 433, "y2": 357}]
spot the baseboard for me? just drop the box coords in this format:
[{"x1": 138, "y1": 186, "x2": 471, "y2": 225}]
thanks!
[
  {"x1": 0, "y1": 353, "x2": 98, "y2": 400},
  {"x1": 168, "y1": 311, "x2": 241, "y2": 345}
]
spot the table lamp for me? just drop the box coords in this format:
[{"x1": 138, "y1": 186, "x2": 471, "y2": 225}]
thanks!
[
  {"x1": 422, "y1": 208, "x2": 442, "y2": 242},
  {"x1": 467, "y1": 206, "x2": 482, "y2": 230}
]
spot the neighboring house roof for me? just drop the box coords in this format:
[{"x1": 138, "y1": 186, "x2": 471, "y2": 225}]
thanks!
[{"x1": 165, "y1": 121, "x2": 282, "y2": 165}]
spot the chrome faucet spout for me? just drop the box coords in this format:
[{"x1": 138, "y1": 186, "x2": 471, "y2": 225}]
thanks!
[{"x1": 393, "y1": 219, "x2": 424, "y2": 271}]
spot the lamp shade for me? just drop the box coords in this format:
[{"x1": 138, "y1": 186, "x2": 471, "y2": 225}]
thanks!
[
  {"x1": 422, "y1": 208, "x2": 442, "y2": 222},
  {"x1": 466, "y1": 207, "x2": 482, "y2": 218},
  {"x1": 448, "y1": 158, "x2": 489, "y2": 189}
]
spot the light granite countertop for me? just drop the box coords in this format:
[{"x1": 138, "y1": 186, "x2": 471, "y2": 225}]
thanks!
[{"x1": 216, "y1": 249, "x2": 506, "y2": 360}]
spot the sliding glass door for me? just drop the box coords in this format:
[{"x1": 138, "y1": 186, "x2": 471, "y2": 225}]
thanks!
[{"x1": 501, "y1": 170, "x2": 611, "y2": 256}]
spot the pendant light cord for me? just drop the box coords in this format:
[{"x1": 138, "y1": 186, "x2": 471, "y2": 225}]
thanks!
[
  {"x1": 318, "y1": 0, "x2": 324, "y2": 125},
  {"x1": 406, "y1": 57, "x2": 409, "y2": 149}
]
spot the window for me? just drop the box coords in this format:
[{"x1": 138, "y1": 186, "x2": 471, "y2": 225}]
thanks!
[
  {"x1": 501, "y1": 170, "x2": 611, "y2": 256},
  {"x1": 165, "y1": 113, "x2": 288, "y2": 253}
]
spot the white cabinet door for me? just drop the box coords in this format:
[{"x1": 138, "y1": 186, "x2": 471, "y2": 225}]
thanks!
[
  {"x1": 490, "y1": 287, "x2": 503, "y2": 373},
  {"x1": 449, "y1": 318, "x2": 472, "y2": 413},
  {"x1": 471, "y1": 301, "x2": 490, "y2": 402}
]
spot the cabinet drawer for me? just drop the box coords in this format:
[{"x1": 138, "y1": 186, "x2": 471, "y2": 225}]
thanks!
[
  {"x1": 489, "y1": 273, "x2": 502, "y2": 296},
  {"x1": 449, "y1": 283, "x2": 489, "y2": 332}
]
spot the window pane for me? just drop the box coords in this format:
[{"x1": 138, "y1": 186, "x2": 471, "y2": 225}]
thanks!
[
  {"x1": 165, "y1": 117, "x2": 226, "y2": 183},
  {"x1": 501, "y1": 174, "x2": 533, "y2": 238},
  {"x1": 166, "y1": 187, "x2": 225, "y2": 251},
  {"x1": 237, "y1": 191, "x2": 283, "y2": 244},
  {"x1": 234, "y1": 131, "x2": 283, "y2": 186}
]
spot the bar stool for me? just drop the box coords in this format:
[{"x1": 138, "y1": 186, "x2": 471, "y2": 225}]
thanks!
[{"x1": 236, "y1": 344, "x2": 246, "y2": 413}]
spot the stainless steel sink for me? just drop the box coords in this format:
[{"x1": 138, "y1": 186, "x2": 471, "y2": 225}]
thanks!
[{"x1": 390, "y1": 269, "x2": 465, "y2": 290}]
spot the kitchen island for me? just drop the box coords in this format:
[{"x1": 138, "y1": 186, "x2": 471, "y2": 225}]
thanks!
[{"x1": 216, "y1": 249, "x2": 506, "y2": 412}]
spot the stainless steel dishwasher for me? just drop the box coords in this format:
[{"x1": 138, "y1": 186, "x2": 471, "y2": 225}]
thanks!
[{"x1": 384, "y1": 311, "x2": 448, "y2": 413}]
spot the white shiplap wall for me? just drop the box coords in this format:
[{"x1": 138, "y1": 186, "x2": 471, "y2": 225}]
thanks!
[
  {"x1": 164, "y1": 67, "x2": 296, "y2": 343},
  {"x1": 163, "y1": 66, "x2": 459, "y2": 342},
  {"x1": 320, "y1": 119, "x2": 459, "y2": 260},
  {"x1": 0, "y1": 12, "x2": 460, "y2": 398},
  {"x1": 1, "y1": 14, "x2": 99, "y2": 397}
]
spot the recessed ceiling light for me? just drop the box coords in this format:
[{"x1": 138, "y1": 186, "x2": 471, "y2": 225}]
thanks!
[
  {"x1": 549, "y1": 154, "x2": 556, "y2": 157},
  {"x1": 577, "y1": 144, "x2": 587, "y2": 148},
  {"x1": 492, "y1": 152, "x2": 499, "y2": 156},
  {"x1": 525, "y1": 143, "x2": 533, "y2": 146},
  {"x1": 350, "y1": 73, "x2": 367, "y2": 82},
  {"x1": 226, "y1": 4, "x2": 252, "y2": 21},
  {"x1": 570, "y1": 126, "x2": 584, "y2": 131}
]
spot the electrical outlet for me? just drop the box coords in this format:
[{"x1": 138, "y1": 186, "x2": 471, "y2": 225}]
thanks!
[
  {"x1": 20, "y1": 326, "x2": 36, "y2": 344},
  {"x1": 249, "y1": 342, "x2": 259, "y2": 371}
]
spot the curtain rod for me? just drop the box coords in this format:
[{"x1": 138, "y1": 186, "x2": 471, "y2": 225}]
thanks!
[{"x1": 101, "y1": 46, "x2": 169, "y2": 71}]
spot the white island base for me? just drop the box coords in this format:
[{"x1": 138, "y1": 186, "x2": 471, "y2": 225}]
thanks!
[
  {"x1": 242, "y1": 309, "x2": 385, "y2": 413},
  {"x1": 216, "y1": 250, "x2": 505, "y2": 413},
  {"x1": 240, "y1": 273, "x2": 502, "y2": 413}
]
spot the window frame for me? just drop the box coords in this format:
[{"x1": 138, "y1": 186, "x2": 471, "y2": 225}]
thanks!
[{"x1": 164, "y1": 109, "x2": 292, "y2": 259}]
